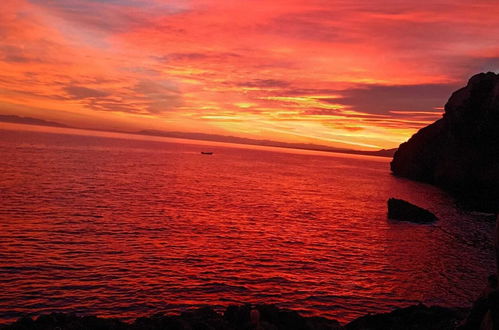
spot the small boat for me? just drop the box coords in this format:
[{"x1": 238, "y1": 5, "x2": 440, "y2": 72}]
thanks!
[{"x1": 201, "y1": 151, "x2": 213, "y2": 155}]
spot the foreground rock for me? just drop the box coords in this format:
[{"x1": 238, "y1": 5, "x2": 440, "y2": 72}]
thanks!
[
  {"x1": 387, "y1": 198, "x2": 438, "y2": 223},
  {"x1": 391, "y1": 72, "x2": 499, "y2": 211},
  {"x1": 346, "y1": 304, "x2": 465, "y2": 330},
  {"x1": 0, "y1": 304, "x2": 343, "y2": 330},
  {"x1": 0, "y1": 304, "x2": 465, "y2": 330}
]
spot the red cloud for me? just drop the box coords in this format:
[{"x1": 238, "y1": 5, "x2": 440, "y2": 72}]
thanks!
[{"x1": 1, "y1": 0, "x2": 499, "y2": 149}]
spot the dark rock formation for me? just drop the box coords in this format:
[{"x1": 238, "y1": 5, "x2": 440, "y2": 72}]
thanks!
[
  {"x1": 0, "y1": 304, "x2": 343, "y2": 330},
  {"x1": 387, "y1": 198, "x2": 438, "y2": 223},
  {"x1": 0, "y1": 303, "x2": 466, "y2": 330},
  {"x1": 345, "y1": 304, "x2": 464, "y2": 330},
  {"x1": 391, "y1": 72, "x2": 499, "y2": 211}
]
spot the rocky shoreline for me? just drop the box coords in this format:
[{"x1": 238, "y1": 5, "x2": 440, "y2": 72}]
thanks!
[{"x1": 1, "y1": 303, "x2": 467, "y2": 330}]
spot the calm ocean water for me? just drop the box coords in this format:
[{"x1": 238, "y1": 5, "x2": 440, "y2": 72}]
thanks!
[{"x1": 0, "y1": 123, "x2": 495, "y2": 324}]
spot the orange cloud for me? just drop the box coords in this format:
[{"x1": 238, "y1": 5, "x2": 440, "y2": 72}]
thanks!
[{"x1": 1, "y1": 0, "x2": 499, "y2": 149}]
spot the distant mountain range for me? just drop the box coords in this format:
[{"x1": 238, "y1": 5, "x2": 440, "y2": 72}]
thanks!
[
  {"x1": 138, "y1": 129, "x2": 397, "y2": 157},
  {"x1": 0, "y1": 114, "x2": 69, "y2": 128},
  {"x1": 0, "y1": 114, "x2": 397, "y2": 157}
]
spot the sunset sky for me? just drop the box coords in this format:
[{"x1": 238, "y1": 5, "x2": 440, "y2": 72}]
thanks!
[{"x1": 1, "y1": 0, "x2": 499, "y2": 150}]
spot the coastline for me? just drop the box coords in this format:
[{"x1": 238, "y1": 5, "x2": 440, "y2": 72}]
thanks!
[{"x1": 0, "y1": 303, "x2": 467, "y2": 330}]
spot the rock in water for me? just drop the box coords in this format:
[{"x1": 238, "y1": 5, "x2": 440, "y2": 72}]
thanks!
[
  {"x1": 391, "y1": 72, "x2": 499, "y2": 211},
  {"x1": 387, "y1": 198, "x2": 437, "y2": 223}
]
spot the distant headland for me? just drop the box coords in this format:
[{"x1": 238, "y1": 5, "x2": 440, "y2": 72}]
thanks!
[{"x1": 0, "y1": 115, "x2": 69, "y2": 128}]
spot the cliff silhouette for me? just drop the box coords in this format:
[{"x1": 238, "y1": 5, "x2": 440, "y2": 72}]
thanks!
[{"x1": 391, "y1": 72, "x2": 499, "y2": 211}]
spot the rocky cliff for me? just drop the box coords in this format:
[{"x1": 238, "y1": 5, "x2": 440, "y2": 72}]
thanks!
[{"x1": 391, "y1": 72, "x2": 499, "y2": 211}]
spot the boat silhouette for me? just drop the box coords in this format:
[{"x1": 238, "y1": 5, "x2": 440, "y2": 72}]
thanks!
[{"x1": 201, "y1": 152, "x2": 213, "y2": 155}]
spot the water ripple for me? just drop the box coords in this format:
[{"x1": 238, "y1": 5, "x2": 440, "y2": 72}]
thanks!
[{"x1": 0, "y1": 128, "x2": 495, "y2": 324}]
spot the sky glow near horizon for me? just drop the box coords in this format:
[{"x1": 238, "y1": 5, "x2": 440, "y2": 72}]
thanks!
[{"x1": 1, "y1": 0, "x2": 499, "y2": 149}]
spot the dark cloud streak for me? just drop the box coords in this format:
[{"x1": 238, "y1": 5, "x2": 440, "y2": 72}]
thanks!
[
  {"x1": 64, "y1": 86, "x2": 110, "y2": 99},
  {"x1": 333, "y1": 83, "x2": 459, "y2": 114}
]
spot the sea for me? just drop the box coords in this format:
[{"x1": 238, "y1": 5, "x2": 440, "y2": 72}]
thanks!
[{"x1": 0, "y1": 123, "x2": 495, "y2": 324}]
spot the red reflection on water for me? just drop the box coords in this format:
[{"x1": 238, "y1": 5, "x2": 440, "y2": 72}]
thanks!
[{"x1": 0, "y1": 125, "x2": 495, "y2": 324}]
